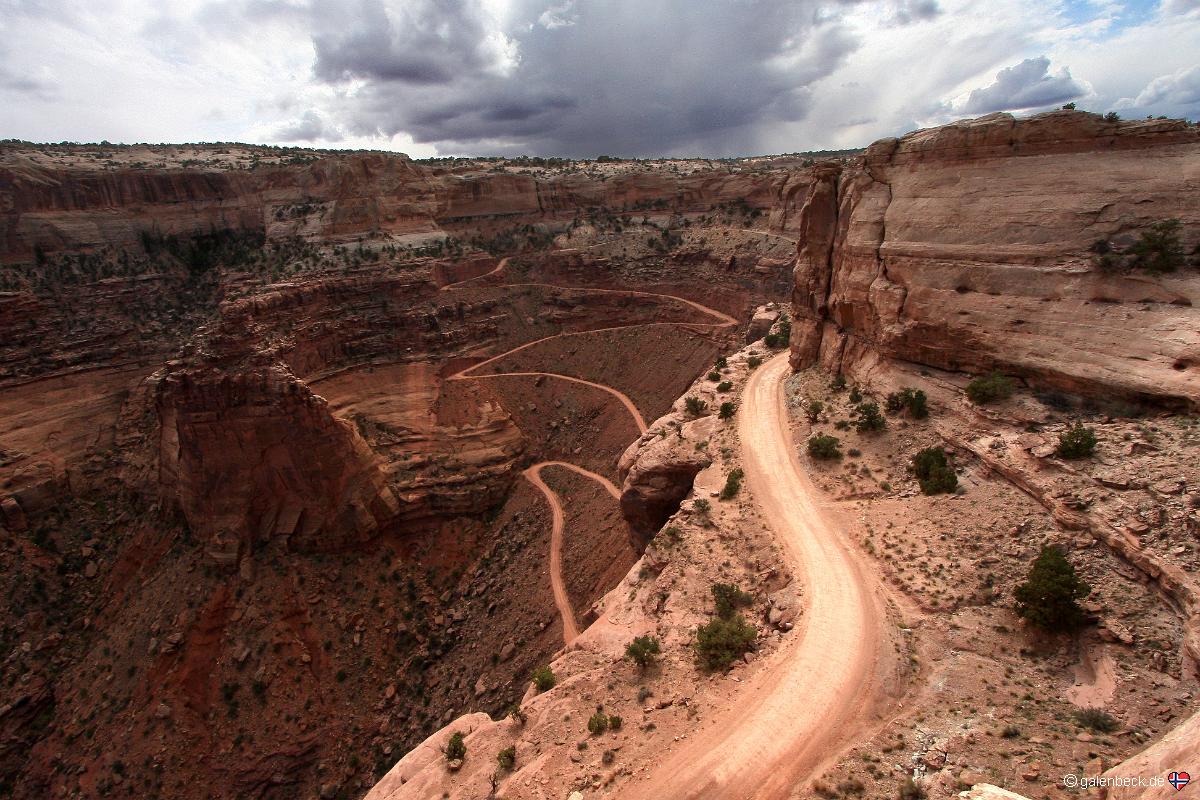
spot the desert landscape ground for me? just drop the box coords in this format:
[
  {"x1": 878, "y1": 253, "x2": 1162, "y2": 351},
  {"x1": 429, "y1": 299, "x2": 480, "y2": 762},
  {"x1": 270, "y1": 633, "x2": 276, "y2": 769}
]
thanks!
[{"x1": 1, "y1": 109, "x2": 1199, "y2": 800}]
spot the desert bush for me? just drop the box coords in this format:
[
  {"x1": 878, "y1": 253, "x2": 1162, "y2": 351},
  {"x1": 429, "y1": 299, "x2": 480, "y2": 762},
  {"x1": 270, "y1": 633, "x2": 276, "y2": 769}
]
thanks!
[
  {"x1": 853, "y1": 402, "x2": 886, "y2": 433},
  {"x1": 715, "y1": 356, "x2": 727, "y2": 368},
  {"x1": 1057, "y1": 423, "x2": 1097, "y2": 458},
  {"x1": 966, "y1": 372, "x2": 1015, "y2": 404},
  {"x1": 531, "y1": 665, "x2": 556, "y2": 692},
  {"x1": 496, "y1": 746, "x2": 516, "y2": 770},
  {"x1": 808, "y1": 434, "x2": 842, "y2": 460},
  {"x1": 747, "y1": 355, "x2": 763, "y2": 369},
  {"x1": 445, "y1": 732, "x2": 466, "y2": 762},
  {"x1": 898, "y1": 777, "x2": 927, "y2": 800},
  {"x1": 1073, "y1": 707, "x2": 1118, "y2": 733},
  {"x1": 1000, "y1": 725, "x2": 1021, "y2": 738},
  {"x1": 886, "y1": 387, "x2": 929, "y2": 419},
  {"x1": 712, "y1": 582, "x2": 752, "y2": 619},
  {"x1": 587, "y1": 710, "x2": 609, "y2": 735},
  {"x1": 912, "y1": 447, "x2": 957, "y2": 495},
  {"x1": 707, "y1": 370, "x2": 721, "y2": 381},
  {"x1": 1104, "y1": 111, "x2": 1120, "y2": 122},
  {"x1": 805, "y1": 399, "x2": 824, "y2": 422},
  {"x1": 625, "y1": 635, "x2": 662, "y2": 669},
  {"x1": 719, "y1": 468, "x2": 744, "y2": 500},
  {"x1": 507, "y1": 704, "x2": 526, "y2": 724},
  {"x1": 684, "y1": 396, "x2": 707, "y2": 417},
  {"x1": 717, "y1": 381, "x2": 733, "y2": 392},
  {"x1": 1128, "y1": 219, "x2": 1185, "y2": 274},
  {"x1": 608, "y1": 715, "x2": 623, "y2": 730},
  {"x1": 718, "y1": 401, "x2": 736, "y2": 420},
  {"x1": 694, "y1": 614, "x2": 757, "y2": 671},
  {"x1": 692, "y1": 498, "x2": 711, "y2": 516},
  {"x1": 1014, "y1": 546, "x2": 1090, "y2": 631},
  {"x1": 831, "y1": 374, "x2": 847, "y2": 391}
]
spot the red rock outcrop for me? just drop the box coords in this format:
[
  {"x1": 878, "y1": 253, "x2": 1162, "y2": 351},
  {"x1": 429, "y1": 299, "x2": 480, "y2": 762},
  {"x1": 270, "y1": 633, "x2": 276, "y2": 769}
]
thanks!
[
  {"x1": 791, "y1": 111, "x2": 1200, "y2": 408},
  {"x1": 155, "y1": 360, "x2": 402, "y2": 556}
]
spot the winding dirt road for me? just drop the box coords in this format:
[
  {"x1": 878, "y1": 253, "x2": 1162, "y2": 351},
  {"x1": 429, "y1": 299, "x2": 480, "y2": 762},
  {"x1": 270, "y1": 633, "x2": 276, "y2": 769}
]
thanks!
[
  {"x1": 629, "y1": 352, "x2": 889, "y2": 800},
  {"x1": 441, "y1": 264, "x2": 735, "y2": 645},
  {"x1": 522, "y1": 462, "x2": 622, "y2": 645}
]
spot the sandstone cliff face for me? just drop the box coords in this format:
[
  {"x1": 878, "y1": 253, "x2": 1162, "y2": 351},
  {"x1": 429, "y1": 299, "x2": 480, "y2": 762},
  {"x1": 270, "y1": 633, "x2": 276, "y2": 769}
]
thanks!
[
  {"x1": 155, "y1": 361, "x2": 402, "y2": 556},
  {"x1": 791, "y1": 111, "x2": 1200, "y2": 408}
]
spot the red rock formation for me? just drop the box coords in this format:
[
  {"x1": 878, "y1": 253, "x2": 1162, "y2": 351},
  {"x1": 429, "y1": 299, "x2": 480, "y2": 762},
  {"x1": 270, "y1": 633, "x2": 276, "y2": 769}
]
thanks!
[
  {"x1": 155, "y1": 360, "x2": 402, "y2": 555},
  {"x1": 791, "y1": 111, "x2": 1200, "y2": 407}
]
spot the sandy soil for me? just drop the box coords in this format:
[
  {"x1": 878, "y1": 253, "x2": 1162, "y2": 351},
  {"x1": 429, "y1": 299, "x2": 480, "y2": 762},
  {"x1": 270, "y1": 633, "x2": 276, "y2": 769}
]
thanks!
[{"x1": 628, "y1": 353, "x2": 893, "y2": 799}]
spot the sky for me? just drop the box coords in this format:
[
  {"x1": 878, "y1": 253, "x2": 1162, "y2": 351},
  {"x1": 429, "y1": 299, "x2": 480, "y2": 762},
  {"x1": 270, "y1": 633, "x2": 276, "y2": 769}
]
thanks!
[{"x1": 1, "y1": 0, "x2": 1198, "y2": 158}]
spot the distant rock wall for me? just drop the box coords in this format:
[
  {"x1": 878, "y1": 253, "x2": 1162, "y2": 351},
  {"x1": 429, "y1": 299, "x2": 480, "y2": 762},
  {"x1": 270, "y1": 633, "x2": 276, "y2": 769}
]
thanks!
[{"x1": 790, "y1": 111, "x2": 1200, "y2": 408}]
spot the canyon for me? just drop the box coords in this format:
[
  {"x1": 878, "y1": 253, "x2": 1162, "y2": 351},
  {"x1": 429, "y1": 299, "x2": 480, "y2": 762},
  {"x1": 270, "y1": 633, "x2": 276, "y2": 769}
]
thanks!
[{"x1": 0, "y1": 109, "x2": 1198, "y2": 800}]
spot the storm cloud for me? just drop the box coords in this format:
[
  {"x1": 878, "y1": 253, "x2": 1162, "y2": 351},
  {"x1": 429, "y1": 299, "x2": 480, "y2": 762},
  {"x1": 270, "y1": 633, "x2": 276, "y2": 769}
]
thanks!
[
  {"x1": 0, "y1": 0, "x2": 1196, "y2": 156},
  {"x1": 304, "y1": 0, "x2": 865, "y2": 156}
]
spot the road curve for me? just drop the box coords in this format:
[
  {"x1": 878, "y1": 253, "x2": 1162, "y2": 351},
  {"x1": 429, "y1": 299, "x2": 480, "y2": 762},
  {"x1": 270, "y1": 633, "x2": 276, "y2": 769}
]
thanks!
[
  {"x1": 441, "y1": 266, "x2": 739, "y2": 646},
  {"x1": 627, "y1": 352, "x2": 888, "y2": 800},
  {"x1": 523, "y1": 462, "x2": 622, "y2": 645}
]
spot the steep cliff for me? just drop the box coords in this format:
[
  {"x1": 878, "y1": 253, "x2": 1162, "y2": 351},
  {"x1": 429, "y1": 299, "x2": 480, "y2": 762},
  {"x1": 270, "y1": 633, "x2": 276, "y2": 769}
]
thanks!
[{"x1": 791, "y1": 111, "x2": 1200, "y2": 408}]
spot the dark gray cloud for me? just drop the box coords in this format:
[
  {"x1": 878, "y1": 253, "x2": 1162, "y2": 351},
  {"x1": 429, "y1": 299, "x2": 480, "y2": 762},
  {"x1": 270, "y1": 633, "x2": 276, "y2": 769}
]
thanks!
[
  {"x1": 889, "y1": 0, "x2": 940, "y2": 25},
  {"x1": 306, "y1": 0, "x2": 866, "y2": 157},
  {"x1": 311, "y1": 0, "x2": 511, "y2": 85},
  {"x1": 961, "y1": 56, "x2": 1086, "y2": 114},
  {"x1": 274, "y1": 110, "x2": 327, "y2": 141}
]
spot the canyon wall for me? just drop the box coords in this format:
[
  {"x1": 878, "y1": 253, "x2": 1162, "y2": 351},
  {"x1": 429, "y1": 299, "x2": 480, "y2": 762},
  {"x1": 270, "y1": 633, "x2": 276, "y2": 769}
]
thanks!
[{"x1": 791, "y1": 110, "x2": 1200, "y2": 408}]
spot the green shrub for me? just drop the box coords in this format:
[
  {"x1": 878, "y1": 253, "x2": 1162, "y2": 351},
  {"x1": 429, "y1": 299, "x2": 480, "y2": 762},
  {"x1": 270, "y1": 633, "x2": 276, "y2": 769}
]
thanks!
[
  {"x1": 587, "y1": 711, "x2": 609, "y2": 735},
  {"x1": 719, "y1": 468, "x2": 744, "y2": 500},
  {"x1": 831, "y1": 374, "x2": 847, "y2": 391},
  {"x1": 711, "y1": 583, "x2": 752, "y2": 619},
  {"x1": 1128, "y1": 219, "x2": 1184, "y2": 274},
  {"x1": 848, "y1": 387, "x2": 862, "y2": 404},
  {"x1": 715, "y1": 356, "x2": 727, "y2": 369},
  {"x1": 718, "y1": 401, "x2": 736, "y2": 420},
  {"x1": 886, "y1": 388, "x2": 929, "y2": 419},
  {"x1": 853, "y1": 402, "x2": 886, "y2": 433},
  {"x1": 808, "y1": 434, "x2": 842, "y2": 460},
  {"x1": 747, "y1": 356, "x2": 762, "y2": 369},
  {"x1": 707, "y1": 370, "x2": 721, "y2": 381},
  {"x1": 445, "y1": 732, "x2": 466, "y2": 762},
  {"x1": 717, "y1": 381, "x2": 733, "y2": 392},
  {"x1": 1014, "y1": 546, "x2": 1090, "y2": 631},
  {"x1": 694, "y1": 614, "x2": 757, "y2": 671},
  {"x1": 912, "y1": 447, "x2": 957, "y2": 495},
  {"x1": 507, "y1": 704, "x2": 527, "y2": 724},
  {"x1": 692, "y1": 498, "x2": 711, "y2": 516},
  {"x1": 966, "y1": 372, "x2": 1015, "y2": 404},
  {"x1": 1103, "y1": 111, "x2": 1120, "y2": 122},
  {"x1": 1057, "y1": 423, "x2": 1097, "y2": 459},
  {"x1": 496, "y1": 746, "x2": 516, "y2": 770},
  {"x1": 684, "y1": 396, "x2": 707, "y2": 417},
  {"x1": 805, "y1": 399, "x2": 824, "y2": 422},
  {"x1": 608, "y1": 715, "x2": 623, "y2": 731},
  {"x1": 625, "y1": 635, "x2": 661, "y2": 669},
  {"x1": 1073, "y1": 707, "x2": 1118, "y2": 733},
  {"x1": 531, "y1": 666, "x2": 556, "y2": 692}
]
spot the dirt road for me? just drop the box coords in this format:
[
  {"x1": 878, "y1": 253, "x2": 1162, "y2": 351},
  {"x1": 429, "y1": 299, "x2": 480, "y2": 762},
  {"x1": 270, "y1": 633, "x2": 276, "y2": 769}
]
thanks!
[
  {"x1": 523, "y1": 461, "x2": 623, "y2": 645},
  {"x1": 629, "y1": 352, "x2": 889, "y2": 799},
  {"x1": 443, "y1": 271, "x2": 737, "y2": 645}
]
